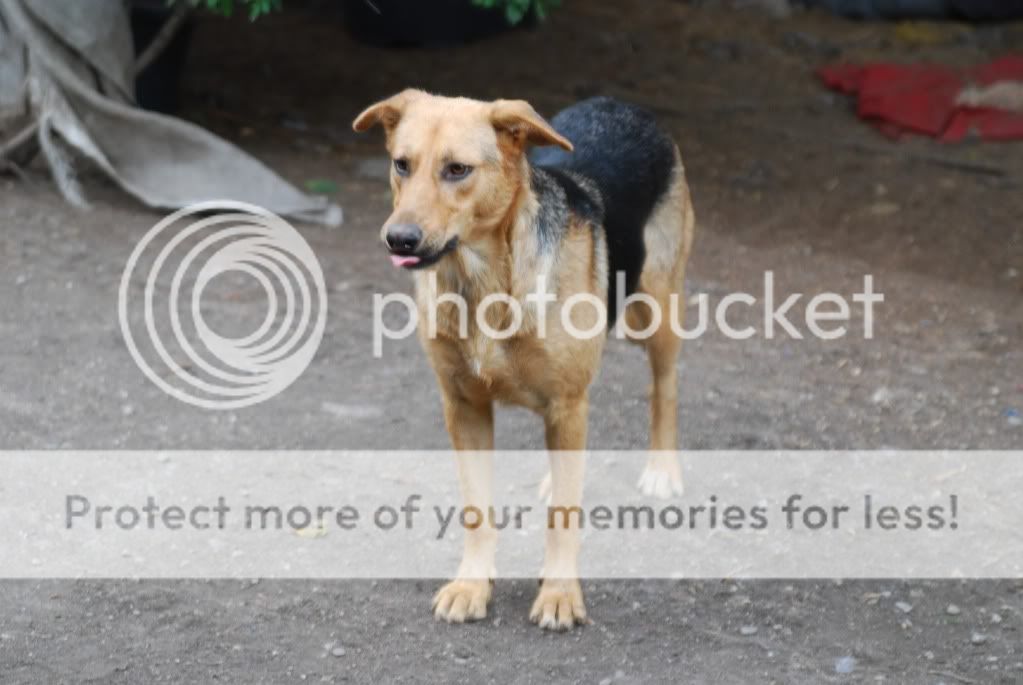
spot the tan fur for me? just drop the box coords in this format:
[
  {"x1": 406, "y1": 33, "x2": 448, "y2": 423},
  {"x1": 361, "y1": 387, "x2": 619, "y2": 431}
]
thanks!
[
  {"x1": 625, "y1": 150, "x2": 695, "y2": 497},
  {"x1": 354, "y1": 92, "x2": 695, "y2": 630}
]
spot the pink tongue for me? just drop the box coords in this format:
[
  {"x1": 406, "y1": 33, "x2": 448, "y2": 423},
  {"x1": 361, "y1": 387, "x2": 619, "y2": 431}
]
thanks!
[{"x1": 390, "y1": 254, "x2": 421, "y2": 268}]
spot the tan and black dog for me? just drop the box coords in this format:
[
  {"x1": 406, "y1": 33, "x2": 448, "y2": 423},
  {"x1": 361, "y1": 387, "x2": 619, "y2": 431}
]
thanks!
[{"x1": 353, "y1": 91, "x2": 695, "y2": 630}]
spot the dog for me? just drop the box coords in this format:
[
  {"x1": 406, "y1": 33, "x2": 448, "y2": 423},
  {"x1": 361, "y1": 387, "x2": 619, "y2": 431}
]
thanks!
[{"x1": 353, "y1": 91, "x2": 695, "y2": 630}]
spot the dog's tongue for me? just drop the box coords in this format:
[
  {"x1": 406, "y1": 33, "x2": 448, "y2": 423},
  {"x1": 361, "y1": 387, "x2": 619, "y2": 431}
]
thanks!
[{"x1": 390, "y1": 254, "x2": 421, "y2": 268}]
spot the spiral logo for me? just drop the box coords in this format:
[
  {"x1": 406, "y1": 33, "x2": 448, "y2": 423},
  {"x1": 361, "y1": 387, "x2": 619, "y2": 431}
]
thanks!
[{"x1": 119, "y1": 201, "x2": 327, "y2": 409}]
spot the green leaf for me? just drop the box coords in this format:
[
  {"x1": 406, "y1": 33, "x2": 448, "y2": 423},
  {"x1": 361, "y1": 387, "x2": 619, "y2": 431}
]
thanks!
[
  {"x1": 504, "y1": 0, "x2": 528, "y2": 24},
  {"x1": 304, "y1": 179, "x2": 339, "y2": 195}
]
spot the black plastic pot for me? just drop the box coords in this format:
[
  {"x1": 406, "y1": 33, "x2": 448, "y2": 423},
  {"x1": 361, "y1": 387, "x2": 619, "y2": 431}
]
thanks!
[
  {"x1": 131, "y1": 4, "x2": 195, "y2": 114},
  {"x1": 805, "y1": 0, "x2": 1023, "y2": 19},
  {"x1": 343, "y1": 0, "x2": 534, "y2": 48}
]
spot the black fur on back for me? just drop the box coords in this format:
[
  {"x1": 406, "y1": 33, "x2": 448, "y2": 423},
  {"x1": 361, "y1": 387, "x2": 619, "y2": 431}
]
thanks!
[{"x1": 529, "y1": 96, "x2": 676, "y2": 325}]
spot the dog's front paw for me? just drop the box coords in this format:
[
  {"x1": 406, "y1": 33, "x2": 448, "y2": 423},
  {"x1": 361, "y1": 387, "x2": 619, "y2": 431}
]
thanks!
[
  {"x1": 529, "y1": 579, "x2": 587, "y2": 631},
  {"x1": 432, "y1": 579, "x2": 492, "y2": 623},
  {"x1": 637, "y1": 453, "x2": 684, "y2": 499}
]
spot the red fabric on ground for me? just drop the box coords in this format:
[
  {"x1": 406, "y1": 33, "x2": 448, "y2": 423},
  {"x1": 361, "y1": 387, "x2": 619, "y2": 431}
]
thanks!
[{"x1": 818, "y1": 56, "x2": 1023, "y2": 142}]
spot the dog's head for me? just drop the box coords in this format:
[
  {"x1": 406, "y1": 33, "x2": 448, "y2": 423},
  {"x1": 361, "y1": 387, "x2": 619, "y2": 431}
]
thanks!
[{"x1": 353, "y1": 90, "x2": 572, "y2": 270}]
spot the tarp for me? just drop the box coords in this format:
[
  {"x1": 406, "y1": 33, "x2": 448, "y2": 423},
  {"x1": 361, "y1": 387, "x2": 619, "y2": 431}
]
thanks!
[
  {"x1": 819, "y1": 56, "x2": 1023, "y2": 142},
  {"x1": 0, "y1": 0, "x2": 341, "y2": 226}
]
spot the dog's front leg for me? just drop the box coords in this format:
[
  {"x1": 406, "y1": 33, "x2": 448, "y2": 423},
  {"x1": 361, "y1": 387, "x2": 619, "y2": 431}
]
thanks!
[
  {"x1": 532, "y1": 395, "x2": 588, "y2": 630},
  {"x1": 432, "y1": 393, "x2": 496, "y2": 623}
]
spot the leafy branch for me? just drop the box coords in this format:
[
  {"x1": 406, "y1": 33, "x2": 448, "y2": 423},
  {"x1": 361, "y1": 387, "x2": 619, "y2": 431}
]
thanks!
[
  {"x1": 182, "y1": 0, "x2": 282, "y2": 21},
  {"x1": 179, "y1": 0, "x2": 559, "y2": 24},
  {"x1": 471, "y1": 0, "x2": 561, "y2": 24}
]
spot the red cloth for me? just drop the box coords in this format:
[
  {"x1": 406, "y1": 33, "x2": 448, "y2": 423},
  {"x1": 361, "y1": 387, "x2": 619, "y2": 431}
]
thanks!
[{"x1": 819, "y1": 56, "x2": 1023, "y2": 142}]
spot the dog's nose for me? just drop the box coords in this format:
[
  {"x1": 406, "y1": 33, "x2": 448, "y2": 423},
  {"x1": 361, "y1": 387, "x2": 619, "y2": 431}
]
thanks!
[{"x1": 385, "y1": 224, "x2": 423, "y2": 253}]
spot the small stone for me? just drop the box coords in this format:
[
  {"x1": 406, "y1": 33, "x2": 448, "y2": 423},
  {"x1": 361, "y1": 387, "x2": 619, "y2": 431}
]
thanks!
[
  {"x1": 946, "y1": 604, "x2": 961, "y2": 616},
  {"x1": 868, "y1": 201, "x2": 901, "y2": 216},
  {"x1": 971, "y1": 632, "x2": 988, "y2": 645},
  {"x1": 452, "y1": 645, "x2": 472, "y2": 662},
  {"x1": 330, "y1": 647, "x2": 346, "y2": 657},
  {"x1": 739, "y1": 625, "x2": 758, "y2": 636},
  {"x1": 871, "y1": 387, "x2": 893, "y2": 406},
  {"x1": 991, "y1": 613, "x2": 1003, "y2": 624},
  {"x1": 835, "y1": 656, "x2": 857, "y2": 674},
  {"x1": 895, "y1": 601, "x2": 913, "y2": 614}
]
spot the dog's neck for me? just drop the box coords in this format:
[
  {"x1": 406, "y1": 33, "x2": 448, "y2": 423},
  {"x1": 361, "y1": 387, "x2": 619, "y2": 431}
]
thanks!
[
  {"x1": 431, "y1": 159, "x2": 547, "y2": 300},
  {"x1": 417, "y1": 158, "x2": 553, "y2": 336}
]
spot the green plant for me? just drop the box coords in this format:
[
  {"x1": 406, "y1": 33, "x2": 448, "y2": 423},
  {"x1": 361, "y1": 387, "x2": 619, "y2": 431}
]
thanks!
[
  {"x1": 182, "y1": 0, "x2": 560, "y2": 24},
  {"x1": 185, "y1": 0, "x2": 282, "y2": 21},
  {"x1": 471, "y1": 0, "x2": 561, "y2": 24}
]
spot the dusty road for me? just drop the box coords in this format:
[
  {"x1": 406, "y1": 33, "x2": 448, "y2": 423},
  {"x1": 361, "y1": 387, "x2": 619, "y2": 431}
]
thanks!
[{"x1": 1, "y1": 1, "x2": 1021, "y2": 682}]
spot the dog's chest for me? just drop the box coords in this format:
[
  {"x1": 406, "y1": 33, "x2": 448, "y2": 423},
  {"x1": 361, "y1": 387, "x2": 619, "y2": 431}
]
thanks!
[
  {"x1": 429, "y1": 329, "x2": 548, "y2": 411},
  {"x1": 459, "y1": 336, "x2": 546, "y2": 408}
]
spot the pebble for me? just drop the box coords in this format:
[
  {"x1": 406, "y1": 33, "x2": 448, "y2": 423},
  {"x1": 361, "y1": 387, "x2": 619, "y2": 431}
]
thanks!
[
  {"x1": 895, "y1": 601, "x2": 913, "y2": 614},
  {"x1": 871, "y1": 387, "x2": 893, "y2": 406},
  {"x1": 330, "y1": 647, "x2": 346, "y2": 657},
  {"x1": 739, "y1": 625, "x2": 758, "y2": 636},
  {"x1": 868, "y1": 201, "x2": 901, "y2": 216},
  {"x1": 835, "y1": 656, "x2": 857, "y2": 674},
  {"x1": 453, "y1": 645, "x2": 472, "y2": 662},
  {"x1": 991, "y1": 613, "x2": 1003, "y2": 624},
  {"x1": 971, "y1": 632, "x2": 988, "y2": 645},
  {"x1": 946, "y1": 604, "x2": 961, "y2": 616}
]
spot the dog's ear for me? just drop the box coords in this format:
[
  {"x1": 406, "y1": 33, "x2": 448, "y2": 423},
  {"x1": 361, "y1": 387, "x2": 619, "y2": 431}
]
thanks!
[
  {"x1": 352, "y1": 89, "x2": 425, "y2": 133},
  {"x1": 490, "y1": 99, "x2": 573, "y2": 152}
]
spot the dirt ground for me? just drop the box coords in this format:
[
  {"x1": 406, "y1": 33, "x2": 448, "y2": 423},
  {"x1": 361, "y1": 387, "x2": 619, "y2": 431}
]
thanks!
[{"x1": 1, "y1": 0, "x2": 1022, "y2": 682}]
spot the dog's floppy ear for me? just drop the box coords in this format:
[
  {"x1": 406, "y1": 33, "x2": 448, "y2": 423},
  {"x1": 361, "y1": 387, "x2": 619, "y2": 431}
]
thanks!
[
  {"x1": 352, "y1": 89, "x2": 425, "y2": 133},
  {"x1": 490, "y1": 99, "x2": 573, "y2": 152}
]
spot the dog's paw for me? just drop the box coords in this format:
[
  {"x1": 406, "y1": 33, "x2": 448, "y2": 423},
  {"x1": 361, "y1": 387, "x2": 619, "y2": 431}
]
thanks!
[
  {"x1": 636, "y1": 453, "x2": 684, "y2": 499},
  {"x1": 432, "y1": 579, "x2": 492, "y2": 623},
  {"x1": 529, "y1": 579, "x2": 587, "y2": 631}
]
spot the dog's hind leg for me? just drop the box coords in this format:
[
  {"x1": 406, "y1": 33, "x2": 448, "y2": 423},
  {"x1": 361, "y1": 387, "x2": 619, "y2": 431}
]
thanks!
[
  {"x1": 627, "y1": 280, "x2": 685, "y2": 499},
  {"x1": 628, "y1": 156, "x2": 694, "y2": 499},
  {"x1": 432, "y1": 393, "x2": 497, "y2": 623}
]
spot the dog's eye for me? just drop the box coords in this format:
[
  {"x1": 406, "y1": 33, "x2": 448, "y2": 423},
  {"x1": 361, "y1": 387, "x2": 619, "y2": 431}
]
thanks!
[
  {"x1": 393, "y1": 158, "x2": 410, "y2": 177},
  {"x1": 442, "y1": 163, "x2": 473, "y2": 181}
]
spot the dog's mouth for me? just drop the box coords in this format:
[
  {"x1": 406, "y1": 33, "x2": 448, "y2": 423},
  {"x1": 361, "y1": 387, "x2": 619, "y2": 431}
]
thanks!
[{"x1": 388, "y1": 237, "x2": 459, "y2": 270}]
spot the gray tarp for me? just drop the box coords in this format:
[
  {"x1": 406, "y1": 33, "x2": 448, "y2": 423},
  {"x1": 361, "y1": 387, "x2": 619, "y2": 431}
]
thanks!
[{"x1": 0, "y1": 0, "x2": 342, "y2": 226}]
